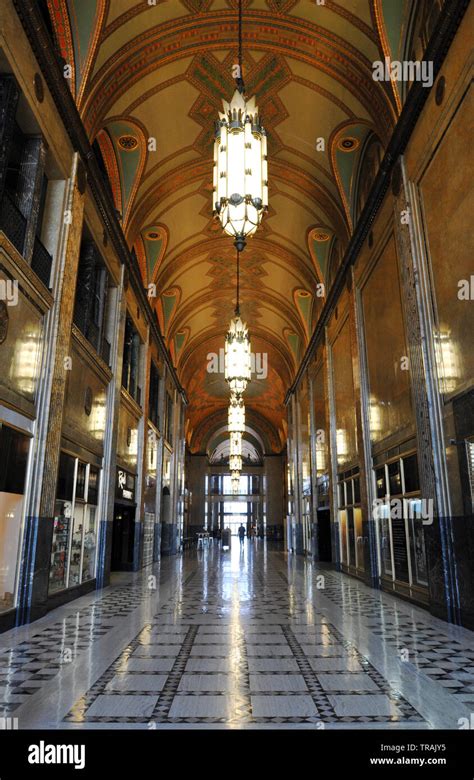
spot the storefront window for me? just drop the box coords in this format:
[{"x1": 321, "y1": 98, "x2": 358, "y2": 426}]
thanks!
[
  {"x1": 340, "y1": 508, "x2": 348, "y2": 565},
  {"x1": 373, "y1": 452, "x2": 428, "y2": 591},
  {"x1": 82, "y1": 506, "x2": 97, "y2": 582},
  {"x1": 69, "y1": 503, "x2": 85, "y2": 587},
  {"x1": 0, "y1": 423, "x2": 30, "y2": 613},
  {"x1": 379, "y1": 506, "x2": 393, "y2": 577},
  {"x1": 50, "y1": 500, "x2": 72, "y2": 592},
  {"x1": 388, "y1": 461, "x2": 402, "y2": 496},
  {"x1": 56, "y1": 451, "x2": 75, "y2": 501},
  {"x1": 75, "y1": 461, "x2": 87, "y2": 500},
  {"x1": 407, "y1": 499, "x2": 429, "y2": 587},
  {"x1": 49, "y1": 454, "x2": 100, "y2": 593},
  {"x1": 403, "y1": 454, "x2": 420, "y2": 494},
  {"x1": 88, "y1": 466, "x2": 99, "y2": 504},
  {"x1": 50, "y1": 453, "x2": 75, "y2": 593},
  {"x1": 375, "y1": 467, "x2": 386, "y2": 499},
  {"x1": 162, "y1": 449, "x2": 171, "y2": 490},
  {"x1": 338, "y1": 472, "x2": 364, "y2": 570}
]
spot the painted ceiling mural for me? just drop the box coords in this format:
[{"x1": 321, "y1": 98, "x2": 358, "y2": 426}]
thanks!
[{"x1": 45, "y1": 0, "x2": 417, "y2": 455}]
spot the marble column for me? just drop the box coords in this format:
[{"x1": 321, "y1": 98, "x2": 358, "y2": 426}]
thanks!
[
  {"x1": 392, "y1": 156, "x2": 460, "y2": 624},
  {"x1": 153, "y1": 363, "x2": 166, "y2": 562},
  {"x1": 97, "y1": 279, "x2": 126, "y2": 589},
  {"x1": 326, "y1": 332, "x2": 341, "y2": 570},
  {"x1": 18, "y1": 153, "x2": 86, "y2": 624},
  {"x1": 350, "y1": 270, "x2": 379, "y2": 587},
  {"x1": 290, "y1": 394, "x2": 303, "y2": 554},
  {"x1": 263, "y1": 454, "x2": 285, "y2": 541},
  {"x1": 308, "y1": 370, "x2": 320, "y2": 559}
]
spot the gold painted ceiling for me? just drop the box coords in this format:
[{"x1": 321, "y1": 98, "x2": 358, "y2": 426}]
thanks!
[{"x1": 46, "y1": 0, "x2": 407, "y2": 455}]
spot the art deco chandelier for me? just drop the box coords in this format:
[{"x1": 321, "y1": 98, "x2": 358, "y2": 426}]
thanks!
[{"x1": 212, "y1": 1, "x2": 268, "y2": 252}]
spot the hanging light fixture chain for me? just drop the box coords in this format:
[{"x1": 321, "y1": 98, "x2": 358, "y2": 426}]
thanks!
[
  {"x1": 237, "y1": 0, "x2": 244, "y2": 93},
  {"x1": 236, "y1": 248, "x2": 240, "y2": 316}
]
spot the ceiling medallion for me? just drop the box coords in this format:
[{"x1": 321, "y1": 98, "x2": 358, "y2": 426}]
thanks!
[
  {"x1": 314, "y1": 230, "x2": 330, "y2": 242},
  {"x1": 337, "y1": 136, "x2": 360, "y2": 153},
  {"x1": 118, "y1": 135, "x2": 138, "y2": 152},
  {"x1": 0, "y1": 301, "x2": 9, "y2": 345}
]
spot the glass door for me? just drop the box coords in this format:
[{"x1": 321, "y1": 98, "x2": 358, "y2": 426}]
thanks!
[
  {"x1": 223, "y1": 500, "x2": 248, "y2": 535},
  {"x1": 49, "y1": 455, "x2": 101, "y2": 592}
]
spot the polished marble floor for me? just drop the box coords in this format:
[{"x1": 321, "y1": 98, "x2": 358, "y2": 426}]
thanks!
[{"x1": 1, "y1": 542, "x2": 473, "y2": 729}]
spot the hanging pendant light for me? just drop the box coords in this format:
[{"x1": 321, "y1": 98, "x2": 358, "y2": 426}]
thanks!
[
  {"x1": 225, "y1": 314, "x2": 251, "y2": 394},
  {"x1": 231, "y1": 474, "x2": 241, "y2": 495},
  {"x1": 228, "y1": 395, "x2": 245, "y2": 433},
  {"x1": 225, "y1": 249, "x2": 251, "y2": 393},
  {"x1": 229, "y1": 454, "x2": 242, "y2": 472},
  {"x1": 213, "y1": 0, "x2": 268, "y2": 252},
  {"x1": 230, "y1": 431, "x2": 242, "y2": 456}
]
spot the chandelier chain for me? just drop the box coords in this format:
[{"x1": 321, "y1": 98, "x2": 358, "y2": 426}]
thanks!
[
  {"x1": 236, "y1": 248, "x2": 240, "y2": 315},
  {"x1": 237, "y1": 0, "x2": 244, "y2": 92}
]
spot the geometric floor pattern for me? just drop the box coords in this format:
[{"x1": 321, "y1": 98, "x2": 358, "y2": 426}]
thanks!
[
  {"x1": 64, "y1": 614, "x2": 424, "y2": 726},
  {"x1": 1, "y1": 541, "x2": 473, "y2": 729},
  {"x1": 317, "y1": 571, "x2": 474, "y2": 705},
  {"x1": 0, "y1": 584, "x2": 159, "y2": 717}
]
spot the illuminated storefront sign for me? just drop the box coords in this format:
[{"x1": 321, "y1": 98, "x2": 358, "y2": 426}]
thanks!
[{"x1": 116, "y1": 469, "x2": 136, "y2": 502}]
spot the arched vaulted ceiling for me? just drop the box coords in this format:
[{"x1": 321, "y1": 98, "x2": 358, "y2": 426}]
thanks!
[{"x1": 46, "y1": 0, "x2": 413, "y2": 454}]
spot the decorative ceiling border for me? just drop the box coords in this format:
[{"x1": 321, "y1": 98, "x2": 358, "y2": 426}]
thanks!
[
  {"x1": 82, "y1": 12, "x2": 396, "y2": 138},
  {"x1": 372, "y1": 0, "x2": 403, "y2": 114}
]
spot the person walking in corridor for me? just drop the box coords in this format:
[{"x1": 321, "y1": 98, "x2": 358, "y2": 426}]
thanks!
[{"x1": 238, "y1": 524, "x2": 246, "y2": 546}]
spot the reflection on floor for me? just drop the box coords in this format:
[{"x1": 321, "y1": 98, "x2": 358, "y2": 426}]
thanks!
[{"x1": 1, "y1": 542, "x2": 473, "y2": 729}]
